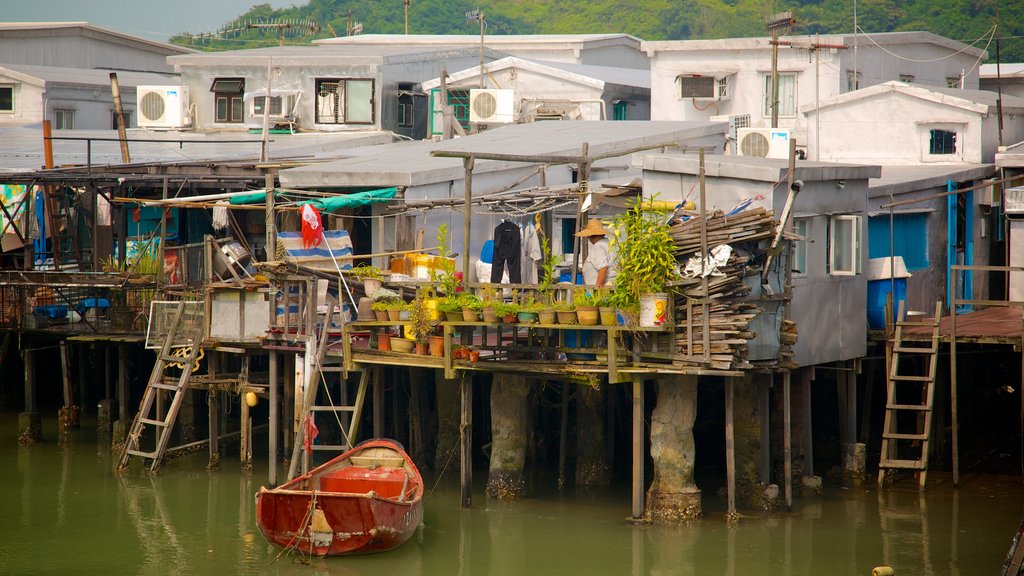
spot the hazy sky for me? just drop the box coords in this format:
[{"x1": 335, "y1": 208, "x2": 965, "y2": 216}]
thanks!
[{"x1": 5, "y1": 0, "x2": 295, "y2": 42}]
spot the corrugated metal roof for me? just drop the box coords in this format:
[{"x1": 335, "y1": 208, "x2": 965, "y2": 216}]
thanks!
[
  {"x1": 168, "y1": 44, "x2": 502, "y2": 66},
  {"x1": 530, "y1": 59, "x2": 650, "y2": 89},
  {"x1": 0, "y1": 125, "x2": 394, "y2": 173},
  {"x1": 279, "y1": 121, "x2": 724, "y2": 188},
  {"x1": 0, "y1": 64, "x2": 178, "y2": 87},
  {"x1": 315, "y1": 33, "x2": 641, "y2": 47},
  {"x1": 980, "y1": 63, "x2": 1024, "y2": 78},
  {"x1": 0, "y1": 21, "x2": 194, "y2": 54},
  {"x1": 868, "y1": 164, "x2": 996, "y2": 197}
]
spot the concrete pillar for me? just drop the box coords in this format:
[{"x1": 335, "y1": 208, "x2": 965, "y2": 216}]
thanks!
[
  {"x1": 485, "y1": 373, "x2": 529, "y2": 500},
  {"x1": 97, "y1": 398, "x2": 114, "y2": 435},
  {"x1": 734, "y1": 374, "x2": 779, "y2": 510},
  {"x1": 645, "y1": 375, "x2": 700, "y2": 522}
]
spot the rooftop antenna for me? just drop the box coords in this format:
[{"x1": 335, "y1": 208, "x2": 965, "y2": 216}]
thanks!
[
  {"x1": 347, "y1": 10, "x2": 364, "y2": 36},
  {"x1": 187, "y1": 17, "x2": 321, "y2": 47}
]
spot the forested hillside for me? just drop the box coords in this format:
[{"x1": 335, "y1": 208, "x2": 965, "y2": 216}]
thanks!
[{"x1": 169, "y1": 0, "x2": 1022, "y2": 61}]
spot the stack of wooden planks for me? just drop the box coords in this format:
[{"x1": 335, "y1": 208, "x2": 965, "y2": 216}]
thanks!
[{"x1": 668, "y1": 207, "x2": 789, "y2": 370}]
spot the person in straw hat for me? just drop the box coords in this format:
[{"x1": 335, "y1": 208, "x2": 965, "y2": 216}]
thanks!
[{"x1": 576, "y1": 219, "x2": 617, "y2": 287}]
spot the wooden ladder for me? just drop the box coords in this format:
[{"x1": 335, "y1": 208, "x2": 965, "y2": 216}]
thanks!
[
  {"x1": 286, "y1": 302, "x2": 367, "y2": 479},
  {"x1": 117, "y1": 301, "x2": 204, "y2": 473},
  {"x1": 878, "y1": 300, "x2": 943, "y2": 489}
]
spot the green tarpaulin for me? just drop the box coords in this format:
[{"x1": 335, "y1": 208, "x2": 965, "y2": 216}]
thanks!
[{"x1": 228, "y1": 188, "x2": 397, "y2": 211}]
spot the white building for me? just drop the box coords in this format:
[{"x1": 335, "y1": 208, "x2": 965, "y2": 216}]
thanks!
[
  {"x1": 167, "y1": 45, "x2": 503, "y2": 136},
  {"x1": 0, "y1": 64, "x2": 179, "y2": 129},
  {"x1": 420, "y1": 56, "x2": 650, "y2": 135},
  {"x1": 804, "y1": 81, "x2": 1024, "y2": 165},
  {"x1": 643, "y1": 32, "x2": 988, "y2": 154},
  {"x1": 314, "y1": 34, "x2": 650, "y2": 70},
  {"x1": 980, "y1": 63, "x2": 1024, "y2": 100}
]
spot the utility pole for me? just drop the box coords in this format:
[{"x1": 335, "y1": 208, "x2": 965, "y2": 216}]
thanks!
[
  {"x1": 766, "y1": 12, "x2": 794, "y2": 129},
  {"x1": 405, "y1": 0, "x2": 411, "y2": 35},
  {"x1": 466, "y1": 9, "x2": 485, "y2": 88}
]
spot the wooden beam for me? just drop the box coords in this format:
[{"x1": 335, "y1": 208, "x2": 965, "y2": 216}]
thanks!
[
  {"x1": 760, "y1": 375, "x2": 770, "y2": 485},
  {"x1": 558, "y1": 380, "x2": 569, "y2": 489}
]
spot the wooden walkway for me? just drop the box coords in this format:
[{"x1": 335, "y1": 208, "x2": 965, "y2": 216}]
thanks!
[{"x1": 899, "y1": 306, "x2": 1024, "y2": 344}]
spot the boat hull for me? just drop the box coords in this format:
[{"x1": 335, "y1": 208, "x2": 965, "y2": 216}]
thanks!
[{"x1": 255, "y1": 439, "x2": 423, "y2": 556}]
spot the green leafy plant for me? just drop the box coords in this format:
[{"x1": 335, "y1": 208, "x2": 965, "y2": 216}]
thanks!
[
  {"x1": 537, "y1": 236, "x2": 560, "y2": 301},
  {"x1": 458, "y1": 292, "x2": 483, "y2": 310},
  {"x1": 350, "y1": 263, "x2": 383, "y2": 280},
  {"x1": 493, "y1": 301, "x2": 520, "y2": 317},
  {"x1": 368, "y1": 287, "x2": 400, "y2": 302},
  {"x1": 608, "y1": 195, "x2": 678, "y2": 308},
  {"x1": 572, "y1": 289, "x2": 602, "y2": 308},
  {"x1": 519, "y1": 297, "x2": 545, "y2": 313},
  {"x1": 437, "y1": 295, "x2": 462, "y2": 314},
  {"x1": 433, "y1": 223, "x2": 461, "y2": 297},
  {"x1": 406, "y1": 294, "x2": 437, "y2": 344},
  {"x1": 552, "y1": 300, "x2": 576, "y2": 313}
]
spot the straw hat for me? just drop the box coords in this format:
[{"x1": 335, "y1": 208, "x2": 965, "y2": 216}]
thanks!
[{"x1": 575, "y1": 219, "x2": 608, "y2": 237}]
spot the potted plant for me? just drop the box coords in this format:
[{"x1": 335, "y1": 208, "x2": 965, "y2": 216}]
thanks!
[
  {"x1": 437, "y1": 295, "x2": 463, "y2": 322},
  {"x1": 608, "y1": 196, "x2": 678, "y2": 327},
  {"x1": 481, "y1": 298, "x2": 501, "y2": 323},
  {"x1": 494, "y1": 301, "x2": 520, "y2": 324},
  {"x1": 573, "y1": 289, "x2": 601, "y2": 326},
  {"x1": 406, "y1": 294, "x2": 437, "y2": 354},
  {"x1": 370, "y1": 300, "x2": 391, "y2": 322},
  {"x1": 517, "y1": 297, "x2": 543, "y2": 324},
  {"x1": 553, "y1": 300, "x2": 577, "y2": 325},
  {"x1": 459, "y1": 293, "x2": 483, "y2": 321},
  {"x1": 350, "y1": 263, "x2": 384, "y2": 294}
]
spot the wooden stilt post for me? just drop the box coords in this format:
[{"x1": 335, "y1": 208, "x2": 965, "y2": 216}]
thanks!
[
  {"x1": 951, "y1": 302, "x2": 960, "y2": 487},
  {"x1": 208, "y1": 390, "x2": 220, "y2": 468},
  {"x1": 759, "y1": 375, "x2": 770, "y2": 485},
  {"x1": 460, "y1": 373, "x2": 473, "y2": 508},
  {"x1": 23, "y1": 346, "x2": 35, "y2": 412},
  {"x1": 268, "y1": 351, "x2": 278, "y2": 486},
  {"x1": 240, "y1": 392, "x2": 250, "y2": 466},
  {"x1": 410, "y1": 368, "x2": 423, "y2": 460},
  {"x1": 726, "y1": 377, "x2": 737, "y2": 519},
  {"x1": 77, "y1": 343, "x2": 87, "y2": 414},
  {"x1": 60, "y1": 341, "x2": 73, "y2": 408},
  {"x1": 846, "y1": 362, "x2": 857, "y2": 448},
  {"x1": 118, "y1": 344, "x2": 128, "y2": 422},
  {"x1": 558, "y1": 380, "x2": 569, "y2": 490},
  {"x1": 631, "y1": 375, "x2": 644, "y2": 520},
  {"x1": 783, "y1": 371, "x2": 792, "y2": 510},
  {"x1": 373, "y1": 367, "x2": 384, "y2": 439},
  {"x1": 283, "y1": 353, "x2": 294, "y2": 455},
  {"x1": 804, "y1": 368, "x2": 814, "y2": 475},
  {"x1": 105, "y1": 345, "x2": 113, "y2": 401}
]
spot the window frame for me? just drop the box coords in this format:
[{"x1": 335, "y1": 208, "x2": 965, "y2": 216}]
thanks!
[
  {"x1": 899, "y1": 74, "x2": 915, "y2": 83},
  {"x1": 314, "y1": 77, "x2": 376, "y2": 125},
  {"x1": 252, "y1": 95, "x2": 283, "y2": 117},
  {"x1": 211, "y1": 77, "x2": 245, "y2": 124},
  {"x1": 53, "y1": 108, "x2": 75, "y2": 130},
  {"x1": 111, "y1": 110, "x2": 131, "y2": 130},
  {"x1": 829, "y1": 214, "x2": 862, "y2": 276},
  {"x1": 0, "y1": 85, "x2": 13, "y2": 113},
  {"x1": 762, "y1": 72, "x2": 797, "y2": 118},
  {"x1": 920, "y1": 123, "x2": 965, "y2": 162}
]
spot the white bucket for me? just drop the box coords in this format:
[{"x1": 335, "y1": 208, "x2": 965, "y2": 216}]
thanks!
[{"x1": 639, "y1": 293, "x2": 670, "y2": 327}]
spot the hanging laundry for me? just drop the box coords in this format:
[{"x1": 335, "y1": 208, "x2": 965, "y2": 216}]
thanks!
[
  {"x1": 490, "y1": 220, "x2": 521, "y2": 283},
  {"x1": 519, "y1": 222, "x2": 541, "y2": 285},
  {"x1": 212, "y1": 201, "x2": 230, "y2": 231}
]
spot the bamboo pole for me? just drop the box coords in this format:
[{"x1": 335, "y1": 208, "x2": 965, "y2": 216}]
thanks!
[
  {"x1": 726, "y1": 377, "x2": 737, "y2": 518},
  {"x1": 783, "y1": 371, "x2": 792, "y2": 510},
  {"x1": 269, "y1": 351, "x2": 278, "y2": 486},
  {"x1": 463, "y1": 155, "x2": 474, "y2": 288}
]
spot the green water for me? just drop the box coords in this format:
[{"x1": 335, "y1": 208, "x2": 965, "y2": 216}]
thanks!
[{"x1": 2, "y1": 413, "x2": 1022, "y2": 576}]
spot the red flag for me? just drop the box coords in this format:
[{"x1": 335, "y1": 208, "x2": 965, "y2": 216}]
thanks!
[
  {"x1": 300, "y1": 204, "x2": 323, "y2": 249},
  {"x1": 303, "y1": 414, "x2": 319, "y2": 455}
]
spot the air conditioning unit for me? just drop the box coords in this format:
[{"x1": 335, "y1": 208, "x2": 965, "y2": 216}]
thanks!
[
  {"x1": 737, "y1": 127, "x2": 791, "y2": 159},
  {"x1": 137, "y1": 86, "x2": 191, "y2": 129},
  {"x1": 1005, "y1": 186, "x2": 1024, "y2": 217},
  {"x1": 469, "y1": 89, "x2": 514, "y2": 124},
  {"x1": 710, "y1": 113, "x2": 752, "y2": 144},
  {"x1": 677, "y1": 74, "x2": 731, "y2": 101},
  {"x1": 249, "y1": 92, "x2": 298, "y2": 120}
]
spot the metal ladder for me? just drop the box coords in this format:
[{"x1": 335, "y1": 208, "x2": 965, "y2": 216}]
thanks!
[
  {"x1": 878, "y1": 300, "x2": 943, "y2": 489},
  {"x1": 286, "y1": 301, "x2": 367, "y2": 480},
  {"x1": 117, "y1": 301, "x2": 204, "y2": 473}
]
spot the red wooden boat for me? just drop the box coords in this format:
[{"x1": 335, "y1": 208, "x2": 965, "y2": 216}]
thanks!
[{"x1": 255, "y1": 439, "x2": 424, "y2": 556}]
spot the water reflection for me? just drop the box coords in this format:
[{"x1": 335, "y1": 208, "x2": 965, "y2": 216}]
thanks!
[{"x1": 1, "y1": 414, "x2": 1022, "y2": 576}]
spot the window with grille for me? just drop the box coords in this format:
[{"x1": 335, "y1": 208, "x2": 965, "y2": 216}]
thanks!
[
  {"x1": 829, "y1": 215, "x2": 862, "y2": 275},
  {"x1": 253, "y1": 96, "x2": 283, "y2": 116},
  {"x1": 929, "y1": 129, "x2": 957, "y2": 155},
  {"x1": 315, "y1": 78, "x2": 374, "y2": 125}
]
